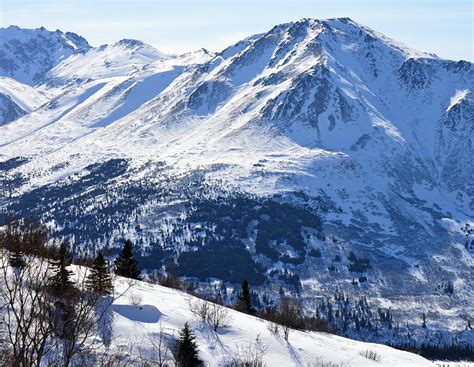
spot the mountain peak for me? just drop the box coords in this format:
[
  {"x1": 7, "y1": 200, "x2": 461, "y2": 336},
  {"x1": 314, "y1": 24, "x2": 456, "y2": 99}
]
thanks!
[
  {"x1": 0, "y1": 25, "x2": 91, "y2": 84},
  {"x1": 115, "y1": 38, "x2": 147, "y2": 48},
  {"x1": 111, "y1": 38, "x2": 170, "y2": 59},
  {"x1": 0, "y1": 25, "x2": 90, "y2": 49}
]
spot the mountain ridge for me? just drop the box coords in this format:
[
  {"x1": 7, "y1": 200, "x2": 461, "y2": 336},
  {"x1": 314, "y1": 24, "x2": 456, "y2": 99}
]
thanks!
[{"x1": 0, "y1": 19, "x2": 472, "y2": 348}]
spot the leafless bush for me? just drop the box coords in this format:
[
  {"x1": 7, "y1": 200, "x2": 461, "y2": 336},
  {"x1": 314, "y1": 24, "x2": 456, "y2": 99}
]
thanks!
[
  {"x1": 359, "y1": 349, "x2": 381, "y2": 362},
  {"x1": 0, "y1": 335, "x2": 13, "y2": 367},
  {"x1": 0, "y1": 249, "x2": 56, "y2": 367},
  {"x1": 135, "y1": 324, "x2": 174, "y2": 367},
  {"x1": 278, "y1": 298, "x2": 302, "y2": 341},
  {"x1": 0, "y1": 218, "x2": 51, "y2": 258},
  {"x1": 188, "y1": 298, "x2": 210, "y2": 323},
  {"x1": 208, "y1": 302, "x2": 231, "y2": 331},
  {"x1": 267, "y1": 322, "x2": 279, "y2": 335},
  {"x1": 188, "y1": 298, "x2": 231, "y2": 331},
  {"x1": 89, "y1": 344, "x2": 134, "y2": 367},
  {"x1": 260, "y1": 298, "x2": 302, "y2": 341},
  {"x1": 128, "y1": 291, "x2": 143, "y2": 307},
  {"x1": 229, "y1": 335, "x2": 268, "y2": 367}
]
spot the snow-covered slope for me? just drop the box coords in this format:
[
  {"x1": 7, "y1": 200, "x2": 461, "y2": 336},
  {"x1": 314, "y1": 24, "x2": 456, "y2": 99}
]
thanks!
[
  {"x1": 43, "y1": 39, "x2": 170, "y2": 87},
  {"x1": 0, "y1": 27, "x2": 214, "y2": 149},
  {"x1": 0, "y1": 76, "x2": 49, "y2": 124},
  {"x1": 109, "y1": 276, "x2": 431, "y2": 367},
  {"x1": 0, "y1": 20, "x2": 473, "y2": 348}
]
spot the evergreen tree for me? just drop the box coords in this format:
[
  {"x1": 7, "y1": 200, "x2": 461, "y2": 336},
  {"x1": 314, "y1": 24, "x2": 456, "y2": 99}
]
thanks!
[
  {"x1": 9, "y1": 240, "x2": 25, "y2": 269},
  {"x1": 55, "y1": 299, "x2": 76, "y2": 340},
  {"x1": 422, "y1": 313, "x2": 427, "y2": 328},
  {"x1": 176, "y1": 322, "x2": 202, "y2": 367},
  {"x1": 114, "y1": 240, "x2": 141, "y2": 280},
  {"x1": 49, "y1": 243, "x2": 75, "y2": 296},
  {"x1": 86, "y1": 251, "x2": 113, "y2": 295},
  {"x1": 236, "y1": 279, "x2": 255, "y2": 315},
  {"x1": 4, "y1": 225, "x2": 25, "y2": 269}
]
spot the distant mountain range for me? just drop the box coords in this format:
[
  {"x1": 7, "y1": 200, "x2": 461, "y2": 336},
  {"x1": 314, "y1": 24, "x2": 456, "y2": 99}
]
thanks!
[{"x1": 0, "y1": 19, "x2": 472, "y2": 345}]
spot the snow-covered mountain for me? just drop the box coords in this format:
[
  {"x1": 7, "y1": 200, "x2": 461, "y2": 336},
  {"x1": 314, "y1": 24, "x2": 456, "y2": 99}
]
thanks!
[
  {"x1": 0, "y1": 19, "x2": 473, "y2": 348},
  {"x1": 0, "y1": 26, "x2": 91, "y2": 85},
  {"x1": 43, "y1": 38, "x2": 171, "y2": 88}
]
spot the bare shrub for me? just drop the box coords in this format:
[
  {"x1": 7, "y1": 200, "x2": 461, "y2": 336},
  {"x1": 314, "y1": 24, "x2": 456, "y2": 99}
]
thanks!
[
  {"x1": 267, "y1": 322, "x2": 279, "y2": 335},
  {"x1": 188, "y1": 298, "x2": 231, "y2": 331},
  {"x1": 260, "y1": 298, "x2": 302, "y2": 341},
  {"x1": 278, "y1": 298, "x2": 302, "y2": 341},
  {"x1": 188, "y1": 298, "x2": 210, "y2": 323},
  {"x1": 359, "y1": 349, "x2": 381, "y2": 362},
  {"x1": 128, "y1": 291, "x2": 143, "y2": 307},
  {"x1": 0, "y1": 218, "x2": 50, "y2": 258},
  {"x1": 230, "y1": 335, "x2": 268, "y2": 367},
  {"x1": 135, "y1": 324, "x2": 174, "y2": 367},
  {"x1": 208, "y1": 302, "x2": 231, "y2": 331},
  {"x1": 90, "y1": 344, "x2": 134, "y2": 367},
  {"x1": 0, "y1": 249, "x2": 56, "y2": 367},
  {"x1": 51, "y1": 272, "x2": 122, "y2": 367}
]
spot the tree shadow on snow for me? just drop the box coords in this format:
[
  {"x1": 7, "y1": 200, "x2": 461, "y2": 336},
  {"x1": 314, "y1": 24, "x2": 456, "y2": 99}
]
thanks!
[
  {"x1": 195, "y1": 322, "x2": 232, "y2": 359},
  {"x1": 286, "y1": 342, "x2": 305, "y2": 367}
]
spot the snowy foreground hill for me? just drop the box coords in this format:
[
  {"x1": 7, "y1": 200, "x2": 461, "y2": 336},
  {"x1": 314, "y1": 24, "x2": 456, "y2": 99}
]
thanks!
[
  {"x1": 0, "y1": 18, "x2": 473, "y2": 352},
  {"x1": 109, "y1": 275, "x2": 432, "y2": 366}
]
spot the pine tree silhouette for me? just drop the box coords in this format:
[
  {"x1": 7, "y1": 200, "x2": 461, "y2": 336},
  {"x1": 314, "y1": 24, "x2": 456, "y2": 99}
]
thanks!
[
  {"x1": 114, "y1": 240, "x2": 141, "y2": 280},
  {"x1": 9, "y1": 239, "x2": 25, "y2": 269},
  {"x1": 236, "y1": 279, "x2": 255, "y2": 314},
  {"x1": 49, "y1": 243, "x2": 75, "y2": 296},
  {"x1": 86, "y1": 251, "x2": 113, "y2": 295},
  {"x1": 176, "y1": 322, "x2": 202, "y2": 367}
]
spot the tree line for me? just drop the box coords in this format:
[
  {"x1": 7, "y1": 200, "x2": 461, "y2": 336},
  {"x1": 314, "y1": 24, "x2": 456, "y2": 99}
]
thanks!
[
  {"x1": 0, "y1": 219, "x2": 274, "y2": 366},
  {"x1": 1, "y1": 219, "x2": 472, "y2": 365}
]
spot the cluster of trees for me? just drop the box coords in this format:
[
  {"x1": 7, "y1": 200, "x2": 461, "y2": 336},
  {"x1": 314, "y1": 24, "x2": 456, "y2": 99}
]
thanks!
[
  {"x1": 0, "y1": 223, "x2": 110, "y2": 366},
  {"x1": 394, "y1": 342, "x2": 474, "y2": 361},
  {"x1": 178, "y1": 274, "x2": 473, "y2": 359},
  {"x1": 184, "y1": 277, "x2": 331, "y2": 343},
  {"x1": 0, "y1": 220, "x2": 147, "y2": 366},
  {"x1": 0, "y1": 219, "x2": 221, "y2": 366},
  {"x1": 1, "y1": 218, "x2": 472, "y2": 364},
  {"x1": 310, "y1": 291, "x2": 473, "y2": 361}
]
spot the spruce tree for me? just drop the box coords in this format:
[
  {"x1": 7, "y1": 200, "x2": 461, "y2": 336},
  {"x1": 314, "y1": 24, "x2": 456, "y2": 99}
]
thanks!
[
  {"x1": 55, "y1": 299, "x2": 76, "y2": 340},
  {"x1": 114, "y1": 240, "x2": 141, "y2": 280},
  {"x1": 49, "y1": 243, "x2": 75, "y2": 297},
  {"x1": 176, "y1": 322, "x2": 202, "y2": 367},
  {"x1": 86, "y1": 251, "x2": 113, "y2": 295},
  {"x1": 9, "y1": 241, "x2": 25, "y2": 269},
  {"x1": 236, "y1": 279, "x2": 255, "y2": 315}
]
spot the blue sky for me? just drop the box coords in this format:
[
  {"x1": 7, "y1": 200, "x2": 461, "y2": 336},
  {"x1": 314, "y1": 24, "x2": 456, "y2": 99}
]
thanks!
[{"x1": 1, "y1": 0, "x2": 472, "y2": 60}]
